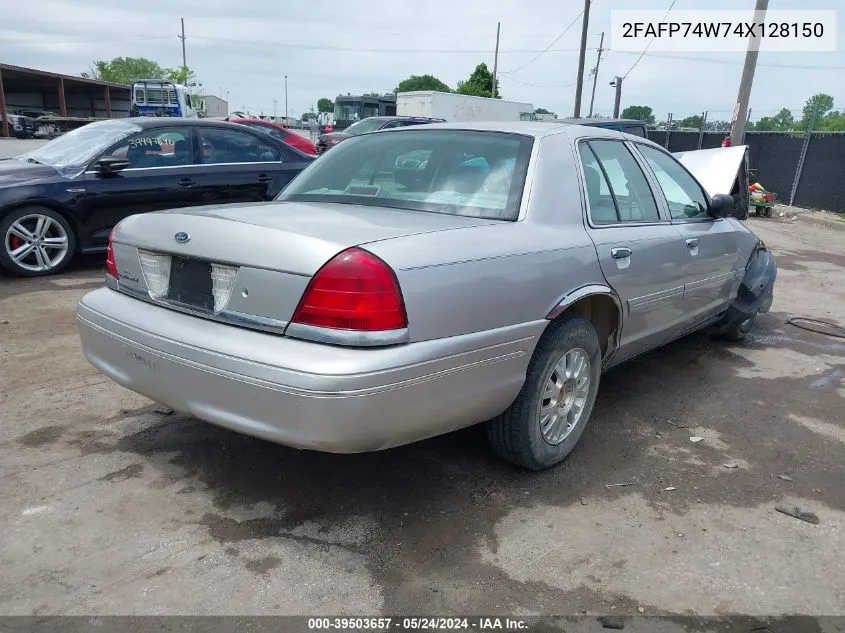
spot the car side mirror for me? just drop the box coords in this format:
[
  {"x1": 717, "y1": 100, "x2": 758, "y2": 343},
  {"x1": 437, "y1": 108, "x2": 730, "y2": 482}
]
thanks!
[
  {"x1": 95, "y1": 157, "x2": 130, "y2": 173},
  {"x1": 708, "y1": 193, "x2": 734, "y2": 218}
]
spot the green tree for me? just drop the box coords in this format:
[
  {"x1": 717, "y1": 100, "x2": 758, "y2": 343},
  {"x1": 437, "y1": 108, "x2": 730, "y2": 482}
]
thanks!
[
  {"x1": 772, "y1": 108, "x2": 794, "y2": 130},
  {"x1": 802, "y1": 93, "x2": 834, "y2": 123},
  {"x1": 86, "y1": 57, "x2": 166, "y2": 85},
  {"x1": 164, "y1": 66, "x2": 198, "y2": 86},
  {"x1": 317, "y1": 98, "x2": 334, "y2": 113},
  {"x1": 678, "y1": 114, "x2": 703, "y2": 129},
  {"x1": 394, "y1": 74, "x2": 452, "y2": 94},
  {"x1": 752, "y1": 116, "x2": 779, "y2": 131},
  {"x1": 621, "y1": 105, "x2": 655, "y2": 125},
  {"x1": 456, "y1": 63, "x2": 500, "y2": 99},
  {"x1": 818, "y1": 110, "x2": 845, "y2": 131}
]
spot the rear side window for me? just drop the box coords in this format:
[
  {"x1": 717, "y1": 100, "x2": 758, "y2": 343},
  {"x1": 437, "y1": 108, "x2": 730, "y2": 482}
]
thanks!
[
  {"x1": 198, "y1": 128, "x2": 281, "y2": 164},
  {"x1": 579, "y1": 140, "x2": 660, "y2": 224}
]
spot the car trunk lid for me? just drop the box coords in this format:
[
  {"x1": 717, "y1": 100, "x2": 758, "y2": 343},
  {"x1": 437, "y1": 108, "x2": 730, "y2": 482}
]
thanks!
[{"x1": 109, "y1": 200, "x2": 498, "y2": 331}]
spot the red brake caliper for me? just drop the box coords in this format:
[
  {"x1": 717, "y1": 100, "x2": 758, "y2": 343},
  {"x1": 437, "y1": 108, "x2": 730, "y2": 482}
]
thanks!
[{"x1": 9, "y1": 235, "x2": 23, "y2": 251}]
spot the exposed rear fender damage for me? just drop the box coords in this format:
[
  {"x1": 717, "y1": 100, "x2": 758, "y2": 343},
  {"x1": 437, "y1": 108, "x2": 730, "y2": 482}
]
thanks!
[{"x1": 716, "y1": 241, "x2": 778, "y2": 333}]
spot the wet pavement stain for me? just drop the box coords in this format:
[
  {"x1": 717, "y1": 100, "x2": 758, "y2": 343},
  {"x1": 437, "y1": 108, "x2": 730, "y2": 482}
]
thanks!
[
  {"x1": 244, "y1": 556, "x2": 282, "y2": 575},
  {"x1": 97, "y1": 463, "x2": 144, "y2": 483},
  {"x1": 809, "y1": 367, "x2": 844, "y2": 390},
  {"x1": 16, "y1": 425, "x2": 66, "y2": 448}
]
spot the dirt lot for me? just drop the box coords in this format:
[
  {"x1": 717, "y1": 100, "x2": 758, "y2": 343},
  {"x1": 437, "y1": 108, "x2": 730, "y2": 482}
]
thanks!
[{"x1": 0, "y1": 216, "x2": 843, "y2": 618}]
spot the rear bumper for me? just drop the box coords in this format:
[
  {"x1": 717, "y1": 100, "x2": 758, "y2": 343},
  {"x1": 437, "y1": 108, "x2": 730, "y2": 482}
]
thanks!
[{"x1": 77, "y1": 288, "x2": 541, "y2": 452}]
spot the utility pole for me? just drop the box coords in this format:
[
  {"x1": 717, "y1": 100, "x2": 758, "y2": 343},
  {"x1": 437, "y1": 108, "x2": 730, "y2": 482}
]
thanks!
[
  {"x1": 492, "y1": 22, "x2": 501, "y2": 99},
  {"x1": 284, "y1": 75, "x2": 288, "y2": 123},
  {"x1": 587, "y1": 31, "x2": 605, "y2": 118},
  {"x1": 273, "y1": 99, "x2": 278, "y2": 122},
  {"x1": 573, "y1": 0, "x2": 591, "y2": 118},
  {"x1": 730, "y1": 0, "x2": 769, "y2": 146},
  {"x1": 179, "y1": 18, "x2": 187, "y2": 70},
  {"x1": 610, "y1": 76, "x2": 622, "y2": 118}
]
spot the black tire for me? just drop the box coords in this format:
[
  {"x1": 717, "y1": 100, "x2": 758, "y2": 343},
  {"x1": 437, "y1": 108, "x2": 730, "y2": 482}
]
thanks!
[
  {"x1": 487, "y1": 315, "x2": 602, "y2": 470},
  {"x1": 720, "y1": 312, "x2": 757, "y2": 341},
  {"x1": 0, "y1": 206, "x2": 76, "y2": 277}
]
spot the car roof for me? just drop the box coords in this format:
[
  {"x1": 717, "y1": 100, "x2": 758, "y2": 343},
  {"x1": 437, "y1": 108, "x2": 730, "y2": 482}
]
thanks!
[
  {"x1": 125, "y1": 117, "x2": 251, "y2": 129},
  {"x1": 360, "y1": 116, "x2": 445, "y2": 123},
  {"x1": 379, "y1": 120, "x2": 645, "y2": 141},
  {"x1": 560, "y1": 117, "x2": 646, "y2": 127}
]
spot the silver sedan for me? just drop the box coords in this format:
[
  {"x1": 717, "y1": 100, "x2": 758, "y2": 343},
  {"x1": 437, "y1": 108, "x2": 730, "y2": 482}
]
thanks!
[{"x1": 77, "y1": 122, "x2": 776, "y2": 470}]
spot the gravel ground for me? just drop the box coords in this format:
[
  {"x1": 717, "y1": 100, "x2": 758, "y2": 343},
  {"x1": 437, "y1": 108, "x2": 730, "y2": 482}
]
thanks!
[{"x1": 0, "y1": 213, "x2": 844, "y2": 619}]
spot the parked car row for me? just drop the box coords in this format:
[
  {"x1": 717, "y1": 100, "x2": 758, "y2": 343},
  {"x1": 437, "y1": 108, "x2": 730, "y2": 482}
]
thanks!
[
  {"x1": 315, "y1": 115, "x2": 446, "y2": 154},
  {"x1": 0, "y1": 118, "x2": 315, "y2": 276},
  {"x1": 67, "y1": 120, "x2": 775, "y2": 470}
]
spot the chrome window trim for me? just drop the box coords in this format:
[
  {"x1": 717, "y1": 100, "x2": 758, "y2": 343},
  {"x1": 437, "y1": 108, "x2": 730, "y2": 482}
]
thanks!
[
  {"x1": 84, "y1": 161, "x2": 283, "y2": 175},
  {"x1": 574, "y1": 137, "x2": 671, "y2": 230}
]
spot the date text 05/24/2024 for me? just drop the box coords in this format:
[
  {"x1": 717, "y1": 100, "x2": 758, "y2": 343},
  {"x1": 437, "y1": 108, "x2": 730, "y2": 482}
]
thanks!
[{"x1": 307, "y1": 617, "x2": 529, "y2": 631}]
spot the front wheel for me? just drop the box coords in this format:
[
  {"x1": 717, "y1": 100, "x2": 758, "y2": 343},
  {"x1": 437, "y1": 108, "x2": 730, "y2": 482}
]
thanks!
[
  {"x1": 487, "y1": 315, "x2": 602, "y2": 470},
  {"x1": 0, "y1": 207, "x2": 76, "y2": 277}
]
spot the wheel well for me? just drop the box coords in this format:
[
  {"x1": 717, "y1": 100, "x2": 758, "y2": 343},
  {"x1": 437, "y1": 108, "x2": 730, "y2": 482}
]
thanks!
[
  {"x1": 0, "y1": 201, "x2": 79, "y2": 248},
  {"x1": 551, "y1": 294, "x2": 621, "y2": 358}
]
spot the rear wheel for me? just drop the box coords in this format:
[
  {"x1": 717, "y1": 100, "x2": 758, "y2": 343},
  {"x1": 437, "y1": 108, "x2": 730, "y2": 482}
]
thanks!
[
  {"x1": 487, "y1": 315, "x2": 602, "y2": 470},
  {"x1": 0, "y1": 207, "x2": 76, "y2": 277}
]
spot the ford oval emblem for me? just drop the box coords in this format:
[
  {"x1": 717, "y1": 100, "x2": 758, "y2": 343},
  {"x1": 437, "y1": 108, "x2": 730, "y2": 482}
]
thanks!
[{"x1": 174, "y1": 232, "x2": 190, "y2": 244}]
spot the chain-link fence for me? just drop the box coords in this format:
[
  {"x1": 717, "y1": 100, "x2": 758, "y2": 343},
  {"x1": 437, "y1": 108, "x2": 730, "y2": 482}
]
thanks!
[{"x1": 644, "y1": 127, "x2": 845, "y2": 213}]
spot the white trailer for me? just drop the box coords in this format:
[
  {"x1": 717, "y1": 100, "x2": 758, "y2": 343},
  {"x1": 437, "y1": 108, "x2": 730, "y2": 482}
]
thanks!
[{"x1": 396, "y1": 91, "x2": 534, "y2": 122}]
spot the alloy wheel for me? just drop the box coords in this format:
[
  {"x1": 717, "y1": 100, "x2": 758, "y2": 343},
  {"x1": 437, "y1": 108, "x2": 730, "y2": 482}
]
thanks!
[
  {"x1": 539, "y1": 347, "x2": 592, "y2": 445},
  {"x1": 4, "y1": 213, "x2": 70, "y2": 274}
]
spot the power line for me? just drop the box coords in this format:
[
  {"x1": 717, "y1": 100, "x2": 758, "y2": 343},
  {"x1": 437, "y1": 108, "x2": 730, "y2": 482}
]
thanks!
[
  {"x1": 622, "y1": 0, "x2": 678, "y2": 79},
  {"x1": 498, "y1": 74, "x2": 576, "y2": 89},
  {"x1": 613, "y1": 49, "x2": 845, "y2": 71},
  {"x1": 498, "y1": 9, "x2": 585, "y2": 74},
  {"x1": 2, "y1": 35, "x2": 173, "y2": 44},
  {"x1": 190, "y1": 36, "x2": 597, "y2": 55}
]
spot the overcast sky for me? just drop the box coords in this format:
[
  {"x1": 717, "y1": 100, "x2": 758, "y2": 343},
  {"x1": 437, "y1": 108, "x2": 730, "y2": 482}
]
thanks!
[{"x1": 3, "y1": 0, "x2": 843, "y2": 122}]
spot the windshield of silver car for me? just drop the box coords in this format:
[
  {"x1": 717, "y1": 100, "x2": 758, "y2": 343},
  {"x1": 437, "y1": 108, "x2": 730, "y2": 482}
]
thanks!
[
  {"x1": 279, "y1": 129, "x2": 533, "y2": 220},
  {"x1": 21, "y1": 120, "x2": 142, "y2": 173}
]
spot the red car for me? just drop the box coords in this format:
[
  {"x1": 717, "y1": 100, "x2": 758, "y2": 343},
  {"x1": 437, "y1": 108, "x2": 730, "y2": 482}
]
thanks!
[{"x1": 222, "y1": 117, "x2": 317, "y2": 155}]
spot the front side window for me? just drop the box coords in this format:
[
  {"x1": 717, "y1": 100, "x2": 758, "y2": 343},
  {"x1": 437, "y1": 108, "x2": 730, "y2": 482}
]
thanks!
[
  {"x1": 197, "y1": 128, "x2": 281, "y2": 164},
  {"x1": 578, "y1": 140, "x2": 660, "y2": 224},
  {"x1": 102, "y1": 128, "x2": 193, "y2": 168},
  {"x1": 279, "y1": 129, "x2": 533, "y2": 220},
  {"x1": 636, "y1": 144, "x2": 709, "y2": 220}
]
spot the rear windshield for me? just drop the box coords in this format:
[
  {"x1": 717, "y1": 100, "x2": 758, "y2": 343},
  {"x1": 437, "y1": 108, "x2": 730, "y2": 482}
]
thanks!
[{"x1": 279, "y1": 129, "x2": 533, "y2": 220}]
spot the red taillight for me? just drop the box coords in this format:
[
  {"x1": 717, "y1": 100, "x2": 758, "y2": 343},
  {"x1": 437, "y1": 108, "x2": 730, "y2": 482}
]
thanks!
[
  {"x1": 291, "y1": 247, "x2": 407, "y2": 331},
  {"x1": 105, "y1": 229, "x2": 118, "y2": 280}
]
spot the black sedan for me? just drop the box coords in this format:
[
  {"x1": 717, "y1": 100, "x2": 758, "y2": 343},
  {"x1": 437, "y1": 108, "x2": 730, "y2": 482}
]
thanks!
[{"x1": 0, "y1": 118, "x2": 315, "y2": 276}]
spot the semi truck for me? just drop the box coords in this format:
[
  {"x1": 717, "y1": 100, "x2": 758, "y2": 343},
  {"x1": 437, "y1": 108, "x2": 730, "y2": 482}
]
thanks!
[{"x1": 396, "y1": 91, "x2": 534, "y2": 123}]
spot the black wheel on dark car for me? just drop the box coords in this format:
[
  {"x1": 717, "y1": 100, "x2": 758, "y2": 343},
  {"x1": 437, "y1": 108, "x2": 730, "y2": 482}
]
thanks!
[
  {"x1": 0, "y1": 206, "x2": 76, "y2": 277},
  {"x1": 487, "y1": 315, "x2": 602, "y2": 470}
]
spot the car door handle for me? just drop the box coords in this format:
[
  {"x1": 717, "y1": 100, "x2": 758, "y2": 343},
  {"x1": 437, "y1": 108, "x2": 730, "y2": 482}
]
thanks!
[
  {"x1": 257, "y1": 174, "x2": 273, "y2": 183},
  {"x1": 611, "y1": 247, "x2": 632, "y2": 259},
  {"x1": 177, "y1": 178, "x2": 198, "y2": 188},
  {"x1": 686, "y1": 238, "x2": 699, "y2": 248}
]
